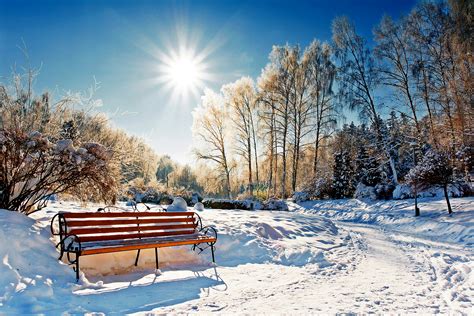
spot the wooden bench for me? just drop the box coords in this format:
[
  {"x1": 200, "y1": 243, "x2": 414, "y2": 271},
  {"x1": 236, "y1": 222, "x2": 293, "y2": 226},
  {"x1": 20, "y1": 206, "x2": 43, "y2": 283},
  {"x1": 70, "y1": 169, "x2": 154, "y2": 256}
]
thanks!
[{"x1": 51, "y1": 210, "x2": 217, "y2": 281}]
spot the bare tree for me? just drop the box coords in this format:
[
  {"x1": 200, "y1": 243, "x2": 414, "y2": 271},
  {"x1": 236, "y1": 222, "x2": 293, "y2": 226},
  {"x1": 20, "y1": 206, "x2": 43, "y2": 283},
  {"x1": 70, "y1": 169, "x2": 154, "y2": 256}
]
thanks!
[
  {"x1": 306, "y1": 41, "x2": 337, "y2": 176},
  {"x1": 222, "y1": 77, "x2": 258, "y2": 196},
  {"x1": 262, "y1": 45, "x2": 299, "y2": 197},
  {"x1": 374, "y1": 16, "x2": 422, "y2": 139},
  {"x1": 192, "y1": 89, "x2": 233, "y2": 198},
  {"x1": 258, "y1": 70, "x2": 279, "y2": 198}
]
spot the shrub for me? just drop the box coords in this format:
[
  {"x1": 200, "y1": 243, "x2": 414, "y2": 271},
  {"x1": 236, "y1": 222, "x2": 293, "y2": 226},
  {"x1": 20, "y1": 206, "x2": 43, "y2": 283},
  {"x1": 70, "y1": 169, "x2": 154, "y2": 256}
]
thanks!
[
  {"x1": 202, "y1": 198, "x2": 253, "y2": 210},
  {"x1": 0, "y1": 129, "x2": 115, "y2": 214},
  {"x1": 297, "y1": 176, "x2": 334, "y2": 201}
]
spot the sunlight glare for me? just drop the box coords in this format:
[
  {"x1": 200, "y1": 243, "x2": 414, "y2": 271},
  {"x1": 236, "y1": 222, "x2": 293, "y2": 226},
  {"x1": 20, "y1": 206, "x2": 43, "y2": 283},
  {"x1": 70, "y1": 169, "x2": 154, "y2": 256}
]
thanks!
[{"x1": 168, "y1": 54, "x2": 199, "y2": 90}]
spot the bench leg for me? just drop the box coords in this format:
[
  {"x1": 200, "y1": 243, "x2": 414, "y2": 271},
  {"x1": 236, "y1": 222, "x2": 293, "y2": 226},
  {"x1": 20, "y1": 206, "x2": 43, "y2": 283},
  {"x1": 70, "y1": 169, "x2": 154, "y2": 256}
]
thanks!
[
  {"x1": 211, "y1": 245, "x2": 215, "y2": 263},
  {"x1": 155, "y1": 248, "x2": 159, "y2": 269},
  {"x1": 75, "y1": 255, "x2": 80, "y2": 282},
  {"x1": 134, "y1": 249, "x2": 141, "y2": 266}
]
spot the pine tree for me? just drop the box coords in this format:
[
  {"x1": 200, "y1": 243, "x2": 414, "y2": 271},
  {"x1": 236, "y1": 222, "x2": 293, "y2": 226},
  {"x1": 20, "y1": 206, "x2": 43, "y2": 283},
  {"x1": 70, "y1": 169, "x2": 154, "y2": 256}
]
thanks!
[{"x1": 333, "y1": 150, "x2": 354, "y2": 198}]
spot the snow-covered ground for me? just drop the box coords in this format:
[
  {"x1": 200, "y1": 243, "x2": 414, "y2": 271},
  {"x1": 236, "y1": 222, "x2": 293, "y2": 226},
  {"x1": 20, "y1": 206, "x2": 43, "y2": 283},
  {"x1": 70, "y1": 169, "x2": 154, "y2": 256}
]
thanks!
[{"x1": 0, "y1": 197, "x2": 472, "y2": 314}]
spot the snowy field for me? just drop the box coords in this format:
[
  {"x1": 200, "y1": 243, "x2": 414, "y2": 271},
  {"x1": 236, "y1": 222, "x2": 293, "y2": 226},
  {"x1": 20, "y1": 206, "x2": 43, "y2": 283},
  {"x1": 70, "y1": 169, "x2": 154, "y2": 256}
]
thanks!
[{"x1": 0, "y1": 197, "x2": 472, "y2": 314}]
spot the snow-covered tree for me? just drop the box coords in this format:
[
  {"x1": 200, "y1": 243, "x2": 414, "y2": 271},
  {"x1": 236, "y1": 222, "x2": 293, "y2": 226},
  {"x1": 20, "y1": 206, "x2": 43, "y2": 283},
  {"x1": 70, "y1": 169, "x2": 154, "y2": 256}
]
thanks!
[
  {"x1": 406, "y1": 149, "x2": 454, "y2": 214},
  {"x1": 332, "y1": 150, "x2": 354, "y2": 199}
]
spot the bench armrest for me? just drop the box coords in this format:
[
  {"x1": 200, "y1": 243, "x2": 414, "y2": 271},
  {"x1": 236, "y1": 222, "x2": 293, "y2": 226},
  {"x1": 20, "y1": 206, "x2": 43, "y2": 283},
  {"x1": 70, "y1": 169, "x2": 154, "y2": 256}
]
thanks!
[
  {"x1": 57, "y1": 234, "x2": 82, "y2": 253},
  {"x1": 199, "y1": 225, "x2": 217, "y2": 243}
]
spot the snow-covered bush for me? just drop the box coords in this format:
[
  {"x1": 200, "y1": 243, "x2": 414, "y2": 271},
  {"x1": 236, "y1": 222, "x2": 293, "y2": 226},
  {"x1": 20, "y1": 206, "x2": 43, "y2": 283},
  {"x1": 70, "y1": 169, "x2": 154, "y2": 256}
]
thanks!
[
  {"x1": 122, "y1": 180, "x2": 202, "y2": 206},
  {"x1": 293, "y1": 191, "x2": 310, "y2": 203},
  {"x1": 166, "y1": 197, "x2": 188, "y2": 212},
  {"x1": 0, "y1": 129, "x2": 115, "y2": 214},
  {"x1": 297, "y1": 176, "x2": 334, "y2": 201},
  {"x1": 374, "y1": 182, "x2": 395, "y2": 200},
  {"x1": 202, "y1": 198, "x2": 254, "y2": 210},
  {"x1": 354, "y1": 183, "x2": 377, "y2": 200},
  {"x1": 261, "y1": 198, "x2": 289, "y2": 211}
]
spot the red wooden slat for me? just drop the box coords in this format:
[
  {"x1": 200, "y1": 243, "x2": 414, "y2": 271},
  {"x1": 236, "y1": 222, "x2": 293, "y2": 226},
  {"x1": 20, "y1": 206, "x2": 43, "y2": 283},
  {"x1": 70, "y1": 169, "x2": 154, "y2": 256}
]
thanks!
[
  {"x1": 69, "y1": 223, "x2": 197, "y2": 235},
  {"x1": 77, "y1": 229, "x2": 196, "y2": 242},
  {"x1": 61, "y1": 211, "x2": 194, "y2": 218},
  {"x1": 66, "y1": 218, "x2": 195, "y2": 227}
]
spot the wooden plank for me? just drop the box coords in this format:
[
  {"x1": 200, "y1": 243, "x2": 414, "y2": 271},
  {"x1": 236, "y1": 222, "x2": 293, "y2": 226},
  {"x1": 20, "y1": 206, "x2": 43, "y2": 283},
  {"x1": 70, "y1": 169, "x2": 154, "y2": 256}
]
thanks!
[
  {"x1": 77, "y1": 229, "x2": 196, "y2": 242},
  {"x1": 61, "y1": 211, "x2": 194, "y2": 218},
  {"x1": 81, "y1": 237, "x2": 217, "y2": 255},
  {"x1": 69, "y1": 223, "x2": 197, "y2": 235},
  {"x1": 66, "y1": 218, "x2": 196, "y2": 227}
]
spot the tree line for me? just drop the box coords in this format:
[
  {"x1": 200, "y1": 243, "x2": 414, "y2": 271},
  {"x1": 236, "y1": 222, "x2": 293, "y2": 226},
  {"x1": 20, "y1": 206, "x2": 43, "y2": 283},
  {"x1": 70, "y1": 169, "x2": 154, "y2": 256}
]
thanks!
[{"x1": 192, "y1": 1, "x2": 472, "y2": 201}]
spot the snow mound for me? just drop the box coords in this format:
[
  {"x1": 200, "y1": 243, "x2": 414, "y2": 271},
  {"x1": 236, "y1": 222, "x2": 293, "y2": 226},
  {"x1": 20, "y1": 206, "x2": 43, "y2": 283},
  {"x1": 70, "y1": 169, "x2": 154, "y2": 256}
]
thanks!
[
  {"x1": 167, "y1": 197, "x2": 188, "y2": 212},
  {"x1": 202, "y1": 209, "x2": 349, "y2": 267},
  {"x1": 194, "y1": 202, "x2": 204, "y2": 212},
  {"x1": 0, "y1": 209, "x2": 75, "y2": 314}
]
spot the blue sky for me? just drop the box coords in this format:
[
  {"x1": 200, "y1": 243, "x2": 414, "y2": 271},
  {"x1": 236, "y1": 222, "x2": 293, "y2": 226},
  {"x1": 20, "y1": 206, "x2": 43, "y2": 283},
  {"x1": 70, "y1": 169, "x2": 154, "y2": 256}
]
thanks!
[{"x1": 0, "y1": 0, "x2": 416, "y2": 164}]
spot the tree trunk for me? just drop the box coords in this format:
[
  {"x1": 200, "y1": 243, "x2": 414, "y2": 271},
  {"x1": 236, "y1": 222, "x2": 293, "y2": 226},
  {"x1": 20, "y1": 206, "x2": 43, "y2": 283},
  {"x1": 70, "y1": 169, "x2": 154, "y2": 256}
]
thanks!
[
  {"x1": 443, "y1": 184, "x2": 453, "y2": 214},
  {"x1": 251, "y1": 115, "x2": 259, "y2": 184},
  {"x1": 247, "y1": 136, "x2": 253, "y2": 196},
  {"x1": 281, "y1": 113, "x2": 288, "y2": 198},
  {"x1": 313, "y1": 125, "x2": 321, "y2": 176},
  {"x1": 267, "y1": 112, "x2": 274, "y2": 199}
]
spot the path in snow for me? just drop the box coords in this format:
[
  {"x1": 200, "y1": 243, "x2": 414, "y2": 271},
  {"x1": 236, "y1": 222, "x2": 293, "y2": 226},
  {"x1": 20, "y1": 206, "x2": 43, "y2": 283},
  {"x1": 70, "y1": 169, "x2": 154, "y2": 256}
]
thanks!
[{"x1": 153, "y1": 222, "x2": 462, "y2": 314}]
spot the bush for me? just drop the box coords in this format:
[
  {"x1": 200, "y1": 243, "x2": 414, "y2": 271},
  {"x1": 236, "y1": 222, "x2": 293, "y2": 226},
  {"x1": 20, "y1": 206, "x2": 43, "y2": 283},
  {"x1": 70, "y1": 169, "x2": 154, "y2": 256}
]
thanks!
[
  {"x1": 121, "y1": 180, "x2": 202, "y2": 206},
  {"x1": 202, "y1": 198, "x2": 254, "y2": 210},
  {"x1": 0, "y1": 129, "x2": 115, "y2": 214},
  {"x1": 261, "y1": 198, "x2": 289, "y2": 211},
  {"x1": 297, "y1": 176, "x2": 334, "y2": 201}
]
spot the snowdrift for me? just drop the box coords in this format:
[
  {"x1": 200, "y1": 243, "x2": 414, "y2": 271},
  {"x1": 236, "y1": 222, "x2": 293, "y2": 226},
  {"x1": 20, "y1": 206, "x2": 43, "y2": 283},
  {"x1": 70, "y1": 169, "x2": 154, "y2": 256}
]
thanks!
[
  {"x1": 200, "y1": 208, "x2": 348, "y2": 267},
  {"x1": 298, "y1": 197, "x2": 474, "y2": 247},
  {"x1": 0, "y1": 209, "x2": 75, "y2": 314},
  {"x1": 0, "y1": 201, "x2": 350, "y2": 313}
]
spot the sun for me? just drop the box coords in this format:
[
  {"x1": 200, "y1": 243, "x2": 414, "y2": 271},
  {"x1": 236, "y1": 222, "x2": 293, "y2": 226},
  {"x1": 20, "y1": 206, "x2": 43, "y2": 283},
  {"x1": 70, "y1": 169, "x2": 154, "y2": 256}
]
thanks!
[
  {"x1": 168, "y1": 54, "x2": 199, "y2": 90},
  {"x1": 157, "y1": 46, "x2": 210, "y2": 102}
]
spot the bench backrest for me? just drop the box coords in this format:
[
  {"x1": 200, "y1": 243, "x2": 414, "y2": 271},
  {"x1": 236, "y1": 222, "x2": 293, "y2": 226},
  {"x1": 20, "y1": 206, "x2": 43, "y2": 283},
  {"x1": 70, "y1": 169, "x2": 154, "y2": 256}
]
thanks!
[{"x1": 58, "y1": 211, "x2": 199, "y2": 243}]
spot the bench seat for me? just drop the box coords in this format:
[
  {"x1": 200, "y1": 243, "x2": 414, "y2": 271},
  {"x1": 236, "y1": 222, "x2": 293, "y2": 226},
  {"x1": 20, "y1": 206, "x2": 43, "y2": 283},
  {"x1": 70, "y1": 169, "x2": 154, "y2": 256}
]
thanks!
[{"x1": 78, "y1": 233, "x2": 217, "y2": 255}]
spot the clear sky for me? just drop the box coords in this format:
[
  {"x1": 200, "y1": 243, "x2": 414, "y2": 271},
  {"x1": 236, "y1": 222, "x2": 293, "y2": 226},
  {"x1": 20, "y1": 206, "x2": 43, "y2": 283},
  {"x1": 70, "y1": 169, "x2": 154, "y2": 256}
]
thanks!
[{"x1": 0, "y1": 0, "x2": 416, "y2": 164}]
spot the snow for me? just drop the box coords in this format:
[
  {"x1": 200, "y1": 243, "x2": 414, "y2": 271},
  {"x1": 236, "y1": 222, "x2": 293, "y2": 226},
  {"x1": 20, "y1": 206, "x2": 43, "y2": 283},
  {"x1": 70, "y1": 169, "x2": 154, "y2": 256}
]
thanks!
[
  {"x1": 166, "y1": 196, "x2": 188, "y2": 212},
  {"x1": 194, "y1": 202, "x2": 204, "y2": 211},
  {"x1": 392, "y1": 183, "x2": 468, "y2": 199},
  {"x1": 0, "y1": 197, "x2": 472, "y2": 314}
]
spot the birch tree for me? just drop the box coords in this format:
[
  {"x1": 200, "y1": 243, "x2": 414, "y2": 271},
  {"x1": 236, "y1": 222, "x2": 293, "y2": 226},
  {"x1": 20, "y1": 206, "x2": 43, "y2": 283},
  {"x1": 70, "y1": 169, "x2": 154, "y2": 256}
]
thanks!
[
  {"x1": 192, "y1": 89, "x2": 233, "y2": 198},
  {"x1": 222, "y1": 77, "x2": 258, "y2": 196}
]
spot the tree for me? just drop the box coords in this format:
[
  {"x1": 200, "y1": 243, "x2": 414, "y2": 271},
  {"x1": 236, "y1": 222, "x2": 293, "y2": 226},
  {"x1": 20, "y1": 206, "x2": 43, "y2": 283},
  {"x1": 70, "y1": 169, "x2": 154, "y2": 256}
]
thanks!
[
  {"x1": 262, "y1": 45, "x2": 299, "y2": 197},
  {"x1": 156, "y1": 155, "x2": 174, "y2": 187},
  {"x1": 332, "y1": 16, "x2": 399, "y2": 185},
  {"x1": 223, "y1": 77, "x2": 258, "y2": 195},
  {"x1": 192, "y1": 89, "x2": 233, "y2": 198},
  {"x1": 332, "y1": 150, "x2": 354, "y2": 199},
  {"x1": 306, "y1": 41, "x2": 337, "y2": 176},
  {"x1": 406, "y1": 149, "x2": 454, "y2": 214},
  {"x1": 170, "y1": 165, "x2": 202, "y2": 192},
  {"x1": 374, "y1": 15, "x2": 422, "y2": 139}
]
